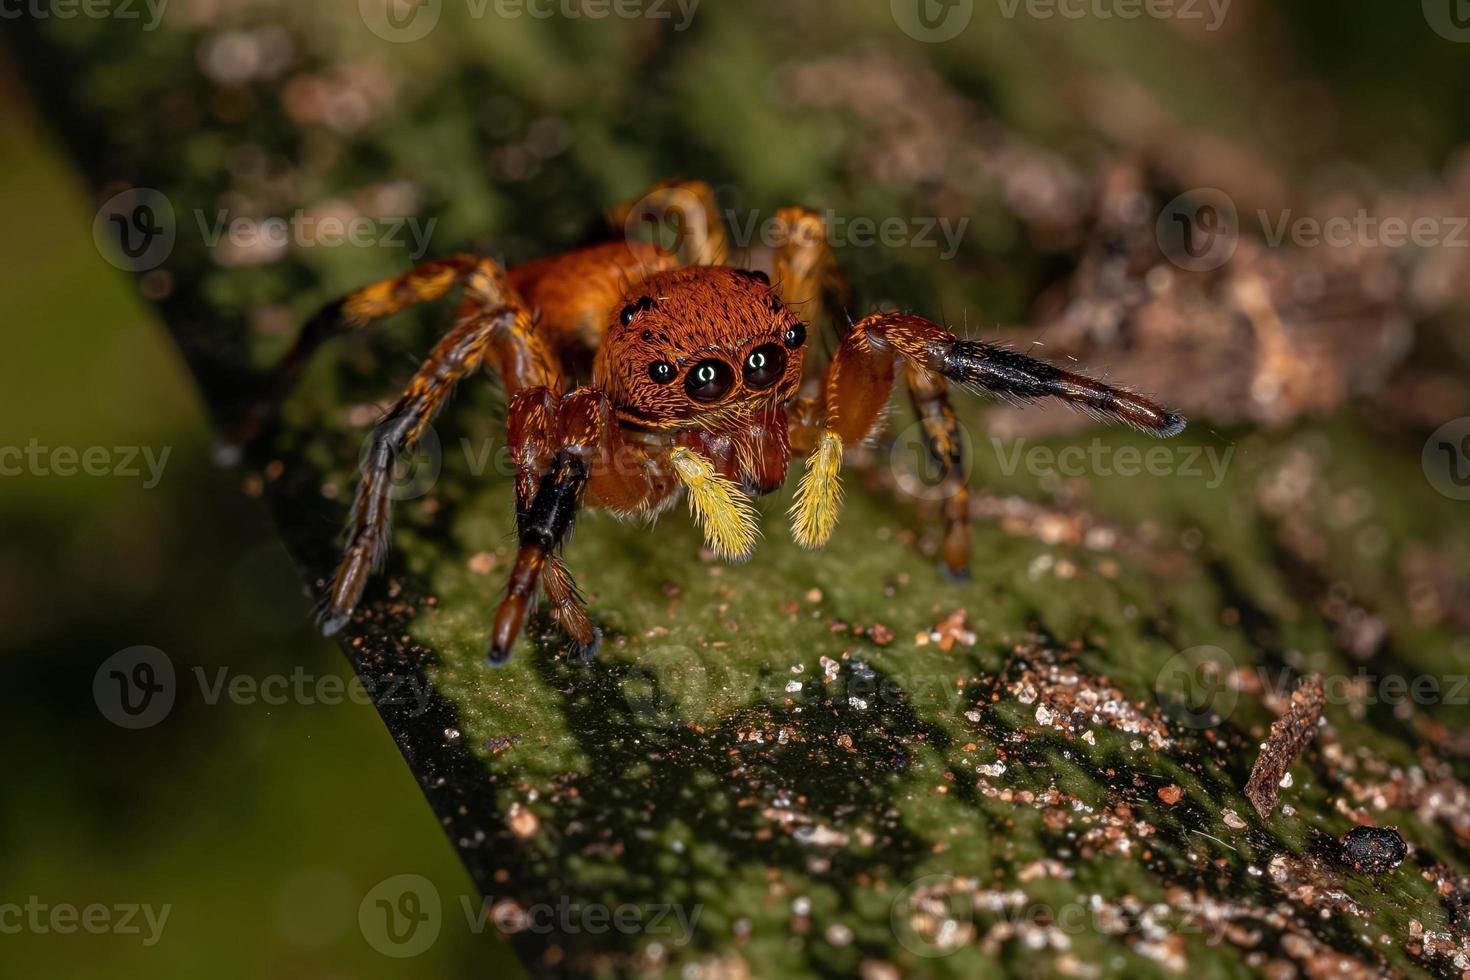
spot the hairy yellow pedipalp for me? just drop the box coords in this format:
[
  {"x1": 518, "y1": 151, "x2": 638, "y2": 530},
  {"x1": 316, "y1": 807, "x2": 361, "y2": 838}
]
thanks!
[
  {"x1": 668, "y1": 447, "x2": 761, "y2": 560},
  {"x1": 789, "y1": 430, "x2": 844, "y2": 550}
]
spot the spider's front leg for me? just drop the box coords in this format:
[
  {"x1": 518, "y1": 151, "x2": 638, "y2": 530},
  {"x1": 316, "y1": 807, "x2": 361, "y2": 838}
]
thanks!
[
  {"x1": 490, "y1": 388, "x2": 681, "y2": 664},
  {"x1": 789, "y1": 313, "x2": 1185, "y2": 576}
]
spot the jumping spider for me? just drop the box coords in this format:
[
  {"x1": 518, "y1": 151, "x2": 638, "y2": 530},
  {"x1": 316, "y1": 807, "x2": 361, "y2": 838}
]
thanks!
[{"x1": 230, "y1": 179, "x2": 1184, "y2": 665}]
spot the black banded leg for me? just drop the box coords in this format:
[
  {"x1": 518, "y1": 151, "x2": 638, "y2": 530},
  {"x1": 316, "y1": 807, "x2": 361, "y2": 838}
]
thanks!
[
  {"x1": 940, "y1": 339, "x2": 1186, "y2": 437},
  {"x1": 488, "y1": 452, "x2": 589, "y2": 665},
  {"x1": 322, "y1": 404, "x2": 423, "y2": 635}
]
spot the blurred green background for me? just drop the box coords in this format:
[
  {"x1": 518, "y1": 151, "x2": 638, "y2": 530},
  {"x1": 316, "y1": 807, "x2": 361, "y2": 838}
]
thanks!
[{"x1": 3, "y1": 0, "x2": 1470, "y2": 977}]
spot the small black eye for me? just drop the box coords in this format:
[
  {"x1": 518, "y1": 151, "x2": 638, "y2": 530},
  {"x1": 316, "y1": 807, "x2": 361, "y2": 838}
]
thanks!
[
  {"x1": 782, "y1": 321, "x2": 806, "y2": 349},
  {"x1": 648, "y1": 360, "x2": 676, "y2": 385},
  {"x1": 684, "y1": 359, "x2": 735, "y2": 403},
  {"x1": 620, "y1": 296, "x2": 655, "y2": 326},
  {"x1": 736, "y1": 269, "x2": 770, "y2": 285},
  {"x1": 743, "y1": 344, "x2": 787, "y2": 389}
]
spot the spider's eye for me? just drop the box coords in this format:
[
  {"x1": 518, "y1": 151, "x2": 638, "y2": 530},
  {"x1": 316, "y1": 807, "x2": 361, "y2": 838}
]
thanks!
[
  {"x1": 647, "y1": 360, "x2": 676, "y2": 385},
  {"x1": 782, "y1": 321, "x2": 806, "y2": 349},
  {"x1": 742, "y1": 344, "x2": 787, "y2": 389},
  {"x1": 736, "y1": 269, "x2": 770, "y2": 285},
  {"x1": 620, "y1": 296, "x2": 655, "y2": 326},
  {"x1": 684, "y1": 359, "x2": 735, "y2": 403}
]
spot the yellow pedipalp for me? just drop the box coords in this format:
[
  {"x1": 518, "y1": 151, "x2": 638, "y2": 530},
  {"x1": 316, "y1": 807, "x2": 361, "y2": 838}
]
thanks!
[
  {"x1": 668, "y1": 447, "x2": 760, "y2": 561},
  {"x1": 789, "y1": 429, "x2": 844, "y2": 550}
]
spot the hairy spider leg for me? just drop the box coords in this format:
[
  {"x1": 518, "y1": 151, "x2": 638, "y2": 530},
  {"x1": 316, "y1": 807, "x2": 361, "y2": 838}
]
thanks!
[
  {"x1": 790, "y1": 312, "x2": 1185, "y2": 564},
  {"x1": 322, "y1": 295, "x2": 560, "y2": 635}
]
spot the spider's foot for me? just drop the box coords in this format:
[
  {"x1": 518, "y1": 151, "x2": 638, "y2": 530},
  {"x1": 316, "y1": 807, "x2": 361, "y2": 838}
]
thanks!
[
  {"x1": 486, "y1": 642, "x2": 513, "y2": 668},
  {"x1": 789, "y1": 430, "x2": 844, "y2": 550},
  {"x1": 569, "y1": 625, "x2": 603, "y2": 665},
  {"x1": 319, "y1": 607, "x2": 352, "y2": 637},
  {"x1": 940, "y1": 562, "x2": 972, "y2": 584}
]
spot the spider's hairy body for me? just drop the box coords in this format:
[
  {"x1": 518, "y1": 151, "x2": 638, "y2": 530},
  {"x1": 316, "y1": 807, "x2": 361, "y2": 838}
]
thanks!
[{"x1": 231, "y1": 179, "x2": 1185, "y2": 665}]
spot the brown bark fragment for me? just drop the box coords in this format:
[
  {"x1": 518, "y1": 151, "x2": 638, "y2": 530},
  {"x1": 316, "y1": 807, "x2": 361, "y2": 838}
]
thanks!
[{"x1": 1244, "y1": 674, "x2": 1325, "y2": 818}]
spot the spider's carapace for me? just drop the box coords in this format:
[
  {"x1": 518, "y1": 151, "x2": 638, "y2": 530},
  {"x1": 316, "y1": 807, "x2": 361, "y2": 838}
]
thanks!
[{"x1": 228, "y1": 180, "x2": 1185, "y2": 664}]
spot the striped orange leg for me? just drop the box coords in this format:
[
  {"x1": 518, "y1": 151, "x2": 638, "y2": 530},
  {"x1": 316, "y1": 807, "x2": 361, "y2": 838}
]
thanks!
[
  {"x1": 609, "y1": 178, "x2": 730, "y2": 267},
  {"x1": 769, "y1": 207, "x2": 849, "y2": 333},
  {"x1": 321, "y1": 301, "x2": 559, "y2": 635},
  {"x1": 790, "y1": 312, "x2": 1186, "y2": 566},
  {"x1": 223, "y1": 255, "x2": 549, "y2": 454}
]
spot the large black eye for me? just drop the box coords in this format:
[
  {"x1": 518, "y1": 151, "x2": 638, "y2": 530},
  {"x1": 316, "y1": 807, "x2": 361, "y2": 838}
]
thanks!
[
  {"x1": 782, "y1": 321, "x2": 806, "y2": 349},
  {"x1": 684, "y1": 359, "x2": 735, "y2": 403},
  {"x1": 620, "y1": 296, "x2": 655, "y2": 326},
  {"x1": 647, "y1": 360, "x2": 675, "y2": 385},
  {"x1": 742, "y1": 344, "x2": 787, "y2": 389}
]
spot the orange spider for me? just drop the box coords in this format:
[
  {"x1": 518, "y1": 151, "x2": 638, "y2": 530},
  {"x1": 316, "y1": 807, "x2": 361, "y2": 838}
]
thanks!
[{"x1": 229, "y1": 180, "x2": 1184, "y2": 664}]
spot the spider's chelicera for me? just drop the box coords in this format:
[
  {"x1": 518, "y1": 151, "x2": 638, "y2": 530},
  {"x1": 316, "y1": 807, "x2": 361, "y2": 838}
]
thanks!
[{"x1": 228, "y1": 180, "x2": 1184, "y2": 665}]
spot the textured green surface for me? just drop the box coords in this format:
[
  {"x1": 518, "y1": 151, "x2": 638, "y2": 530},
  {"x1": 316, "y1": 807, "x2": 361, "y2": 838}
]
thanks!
[{"x1": 10, "y1": 2, "x2": 1470, "y2": 976}]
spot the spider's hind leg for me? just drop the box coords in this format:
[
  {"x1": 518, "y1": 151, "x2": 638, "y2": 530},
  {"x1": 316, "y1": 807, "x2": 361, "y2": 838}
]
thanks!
[{"x1": 223, "y1": 255, "x2": 552, "y2": 455}]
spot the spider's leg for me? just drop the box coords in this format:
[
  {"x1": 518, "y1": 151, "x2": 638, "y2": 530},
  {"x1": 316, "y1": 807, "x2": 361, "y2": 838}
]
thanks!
[
  {"x1": 321, "y1": 302, "x2": 558, "y2": 635},
  {"x1": 224, "y1": 255, "x2": 554, "y2": 453},
  {"x1": 769, "y1": 206, "x2": 850, "y2": 335},
  {"x1": 789, "y1": 312, "x2": 1185, "y2": 562},
  {"x1": 608, "y1": 178, "x2": 730, "y2": 267},
  {"x1": 491, "y1": 388, "x2": 618, "y2": 664},
  {"x1": 905, "y1": 365, "x2": 972, "y2": 580}
]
